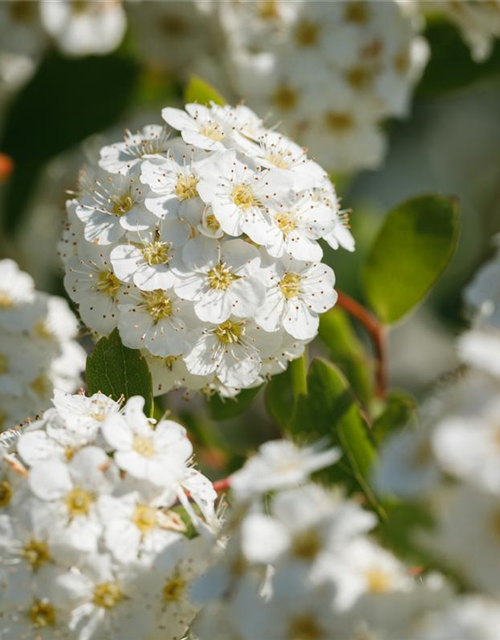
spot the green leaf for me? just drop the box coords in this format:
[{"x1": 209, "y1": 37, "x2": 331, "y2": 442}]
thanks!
[
  {"x1": 318, "y1": 308, "x2": 372, "y2": 405},
  {"x1": 361, "y1": 195, "x2": 459, "y2": 324},
  {"x1": 372, "y1": 391, "x2": 417, "y2": 445},
  {"x1": 0, "y1": 51, "x2": 138, "y2": 235},
  {"x1": 418, "y1": 20, "x2": 500, "y2": 98},
  {"x1": 185, "y1": 76, "x2": 226, "y2": 106},
  {"x1": 207, "y1": 386, "x2": 262, "y2": 421},
  {"x1": 291, "y1": 359, "x2": 382, "y2": 515},
  {"x1": 86, "y1": 329, "x2": 153, "y2": 416},
  {"x1": 265, "y1": 367, "x2": 295, "y2": 429}
]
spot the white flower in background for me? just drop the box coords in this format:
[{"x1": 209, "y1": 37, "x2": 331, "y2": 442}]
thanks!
[
  {"x1": 230, "y1": 439, "x2": 341, "y2": 500},
  {"x1": 416, "y1": 597, "x2": 500, "y2": 640},
  {"x1": 64, "y1": 102, "x2": 348, "y2": 398},
  {"x1": 126, "y1": 0, "x2": 217, "y2": 78},
  {"x1": 40, "y1": 0, "x2": 127, "y2": 57},
  {"x1": 0, "y1": 259, "x2": 85, "y2": 432},
  {"x1": 465, "y1": 249, "x2": 500, "y2": 328},
  {"x1": 219, "y1": 0, "x2": 429, "y2": 173},
  {"x1": 421, "y1": 0, "x2": 500, "y2": 62},
  {"x1": 0, "y1": 391, "x2": 218, "y2": 640}
]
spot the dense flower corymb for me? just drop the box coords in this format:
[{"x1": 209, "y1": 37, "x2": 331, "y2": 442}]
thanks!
[
  {"x1": 0, "y1": 259, "x2": 85, "y2": 431},
  {"x1": 0, "y1": 391, "x2": 218, "y2": 640},
  {"x1": 63, "y1": 102, "x2": 353, "y2": 398}
]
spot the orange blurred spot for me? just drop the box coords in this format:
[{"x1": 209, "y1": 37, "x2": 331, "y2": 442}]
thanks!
[{"x1": 0, "y1": 153, "x2": 14, "y2": 181}]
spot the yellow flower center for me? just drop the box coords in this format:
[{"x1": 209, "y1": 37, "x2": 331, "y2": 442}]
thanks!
[
  {"x1": 97, "y1": 270, "x2": 121, "y2": 297},
  {"x1": 133, "y1": 504, "x2": 158, "y2": 533},
  {"x1": 258, "y1": 0, "x2": 279, "y2": 20},
  {"x1": 273, "y1": 84, "x2": 298, "y2": 111},
  {"x1": 162, "y1": 573, "x2": 187, "y2": 603},
  {"x1": 0, "y1": 479, "x2": 13, "y2": 509},
  {"x1": 93, "y1": 582, "x2": 123, "y2": 609},
  {"x1": 28, "y1": 600, "x2": 57, "y2": 629},
  {"x1": 279, "y1": 272, "x2": 302, "y2": 299},
  {"x1": 0, "y1": 292, "x2": 13, "y2": 309},
  {"x1": 176, "y1": 174, "x2": 199, "y2": 201},
  {"x1": 0, "y1": 352, "x2": 9, "y2": 375},
  {"x1": 205, "y1": 212, "x2": 221, "y2": 232},
  {"x1": 291, "y1": 529, "x2": 321, "y2": 560},
  {"x1": 275, "y1": 212, "x2": 297, "y2": 235},
  {"x1": 365, "y1": 568, "x2": 393, "y2": 594},
  {"x1": 133, "y1": 434, "x2": 155, "y2": 458},
  {"x1": 325, "y1": 111, "x2": 354, "y2": 132},
  {"x1": 30, "y1": 375, "x2": 52, "y2": 398},
  {"x1": 344, "y1": 1, "x2": 370, "y2": 24},
  {"x1": 345, "y1": 65, "x2": 373, "y2": 90},
  {"x1": 295, "y1": 20, "x2": 320, "y2": 47},
  {"x1": 110, "y1": 193, "x2": 134, "y2": 217},
  {"x1": 142, "y1": 240, "x2": 171, "y2": 266},
  {"x1": 289, "y1": 614, "x2": 323, "y2": 640},
  {"x1": 22, "y1": 539, "x2": 52, "y2": 571},
  {"x1": 215, "y1": 320, "x2": 244, "y2": 345},
  {"x1": 231, "y1": 184, "x2": 257, "y2": 210},
  {"x1": 65, "y1": 488, "x2": 94, "y2": 517},
  {"x1": 34, "y1": 320, "x2": 54, "y2": 340},
  {"x1": 142, "y1": 290, "x2": 173, "y2": 322},
  {"x1": 200, "y1": 121, "x2": 225, "y2": 142},
  {"x1": 207, "y1": 262, "x2": 237, "y2": 291}
]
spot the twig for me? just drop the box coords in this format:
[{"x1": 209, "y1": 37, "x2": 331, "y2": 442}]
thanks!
[{"x1": 336, "y1": 290, "x2": 388, "y2": 400}]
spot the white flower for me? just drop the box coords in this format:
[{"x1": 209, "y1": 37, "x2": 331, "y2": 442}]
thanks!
[
  {"x1": 145, "y1": 353, "x2": 209, "y2": 396},
  {"x1": 0, "y1": 259, "x2": 35, "y2": 332},
  {"x1": 101, "y1": 397, "x2": 193, "y2": 486},
  {"x1": 53, "y1": 552, "x2": 150, "y2": 640},
  {"x1": 28, "y1": 446, "x2": 117, "y2": 554},
  {"x1": 64, "y1": 243, "x2": 123, "y2": 336},
  {"x1": 183, "y1": 318, "x2": 279, "y2": 388},
  {"x1": 76, "y1": 168, "x2": 154, "y2": 245},
  {"x1": 98, "y1": 492, "x2": 184, "y2": 564},
  {"x1": 40, "y1": 0, "x2": 127, "y2": 57},
  {"x1": 196, "y1": 149, "x2": 294, "y2": 244},
  {"x1": 100, "y1": 125, "x2": 170, "y2": 176},
  {"x1": 255, "y1": 256, "x2": 337, "y2": 340},
  {"x1": 140, "y1": 140, "x2": 211, "y2": 223},
  {"x1": 162, "y1": 103, "x2": 238, "y2": 152},
  {"x1": 110, "y1": 218, "x2": 190, "y2": 292},
  {"x1": 230, "y1": 439, "x2": 341, "y2": 500},
  {"x1": 264, "y1": 191, "x2": 336, "y2": 261},
  {"x1": 465, "y1": 251, "x2": 500, "y2": 328},
  {"x1": 117, "y1": 285, "x2": 192, "y2": 357},
  {"x1": 241, "y1": 484, "x2": 375, "y2": 566},
  {"x1": 174, "y1": 235, "x2": 265, "y2": 323}
]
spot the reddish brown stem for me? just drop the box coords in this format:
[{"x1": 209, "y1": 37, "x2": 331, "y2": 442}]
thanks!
[
  {"x1": 336, "y1": 290, "x2": 388, "y2": 400},
  {"x1": 0, "y1": 153, "x2": 13, "y2": 181},
  {"x1": 212, "y1": 477, "x2": 231, "y2": 493}
]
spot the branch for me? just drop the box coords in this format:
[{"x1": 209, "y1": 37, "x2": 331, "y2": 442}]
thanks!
[{"x1": 336, "y1": 291, "x2": 388, "y2": 400}]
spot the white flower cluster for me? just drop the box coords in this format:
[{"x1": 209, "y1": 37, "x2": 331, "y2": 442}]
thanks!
[
  {"x1": 373, "y1": 245, "x2": 500, "y2": 638},
  {"x1": 0, "y1": 0, "x2": 127, "y2": 59},
  {"x1": 419, "y1": 0, "x2": 500, "y2": 62},
  {"x1": 0, "y1": 259, "x2": 85, "y2": 431},
  {"x1": 218, "y1": 0, "x2": 429, "y2": 173},
  {"x1": 0, "y1": 391, "x2": 218, "y2": 640},
  {"x1": 192, "y1": 439, "x2": 452, "y2": 640},
  {"x1": 128, "y1": 0, "x2": 429, "y2": 173},
  {"x1": 62, "y1": 102, "x2": 351, "y2": 397}
]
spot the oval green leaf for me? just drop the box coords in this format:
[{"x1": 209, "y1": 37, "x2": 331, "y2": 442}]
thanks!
[
  {"x1": 86, "y1": 329, "x2": 153, "y2": 415},
  {"x1": 185, "y1": 76, "x2": 226, "y2": 106},
  {"x1": 362, "y1": 195, "x2": 459, "y2": 324}
]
